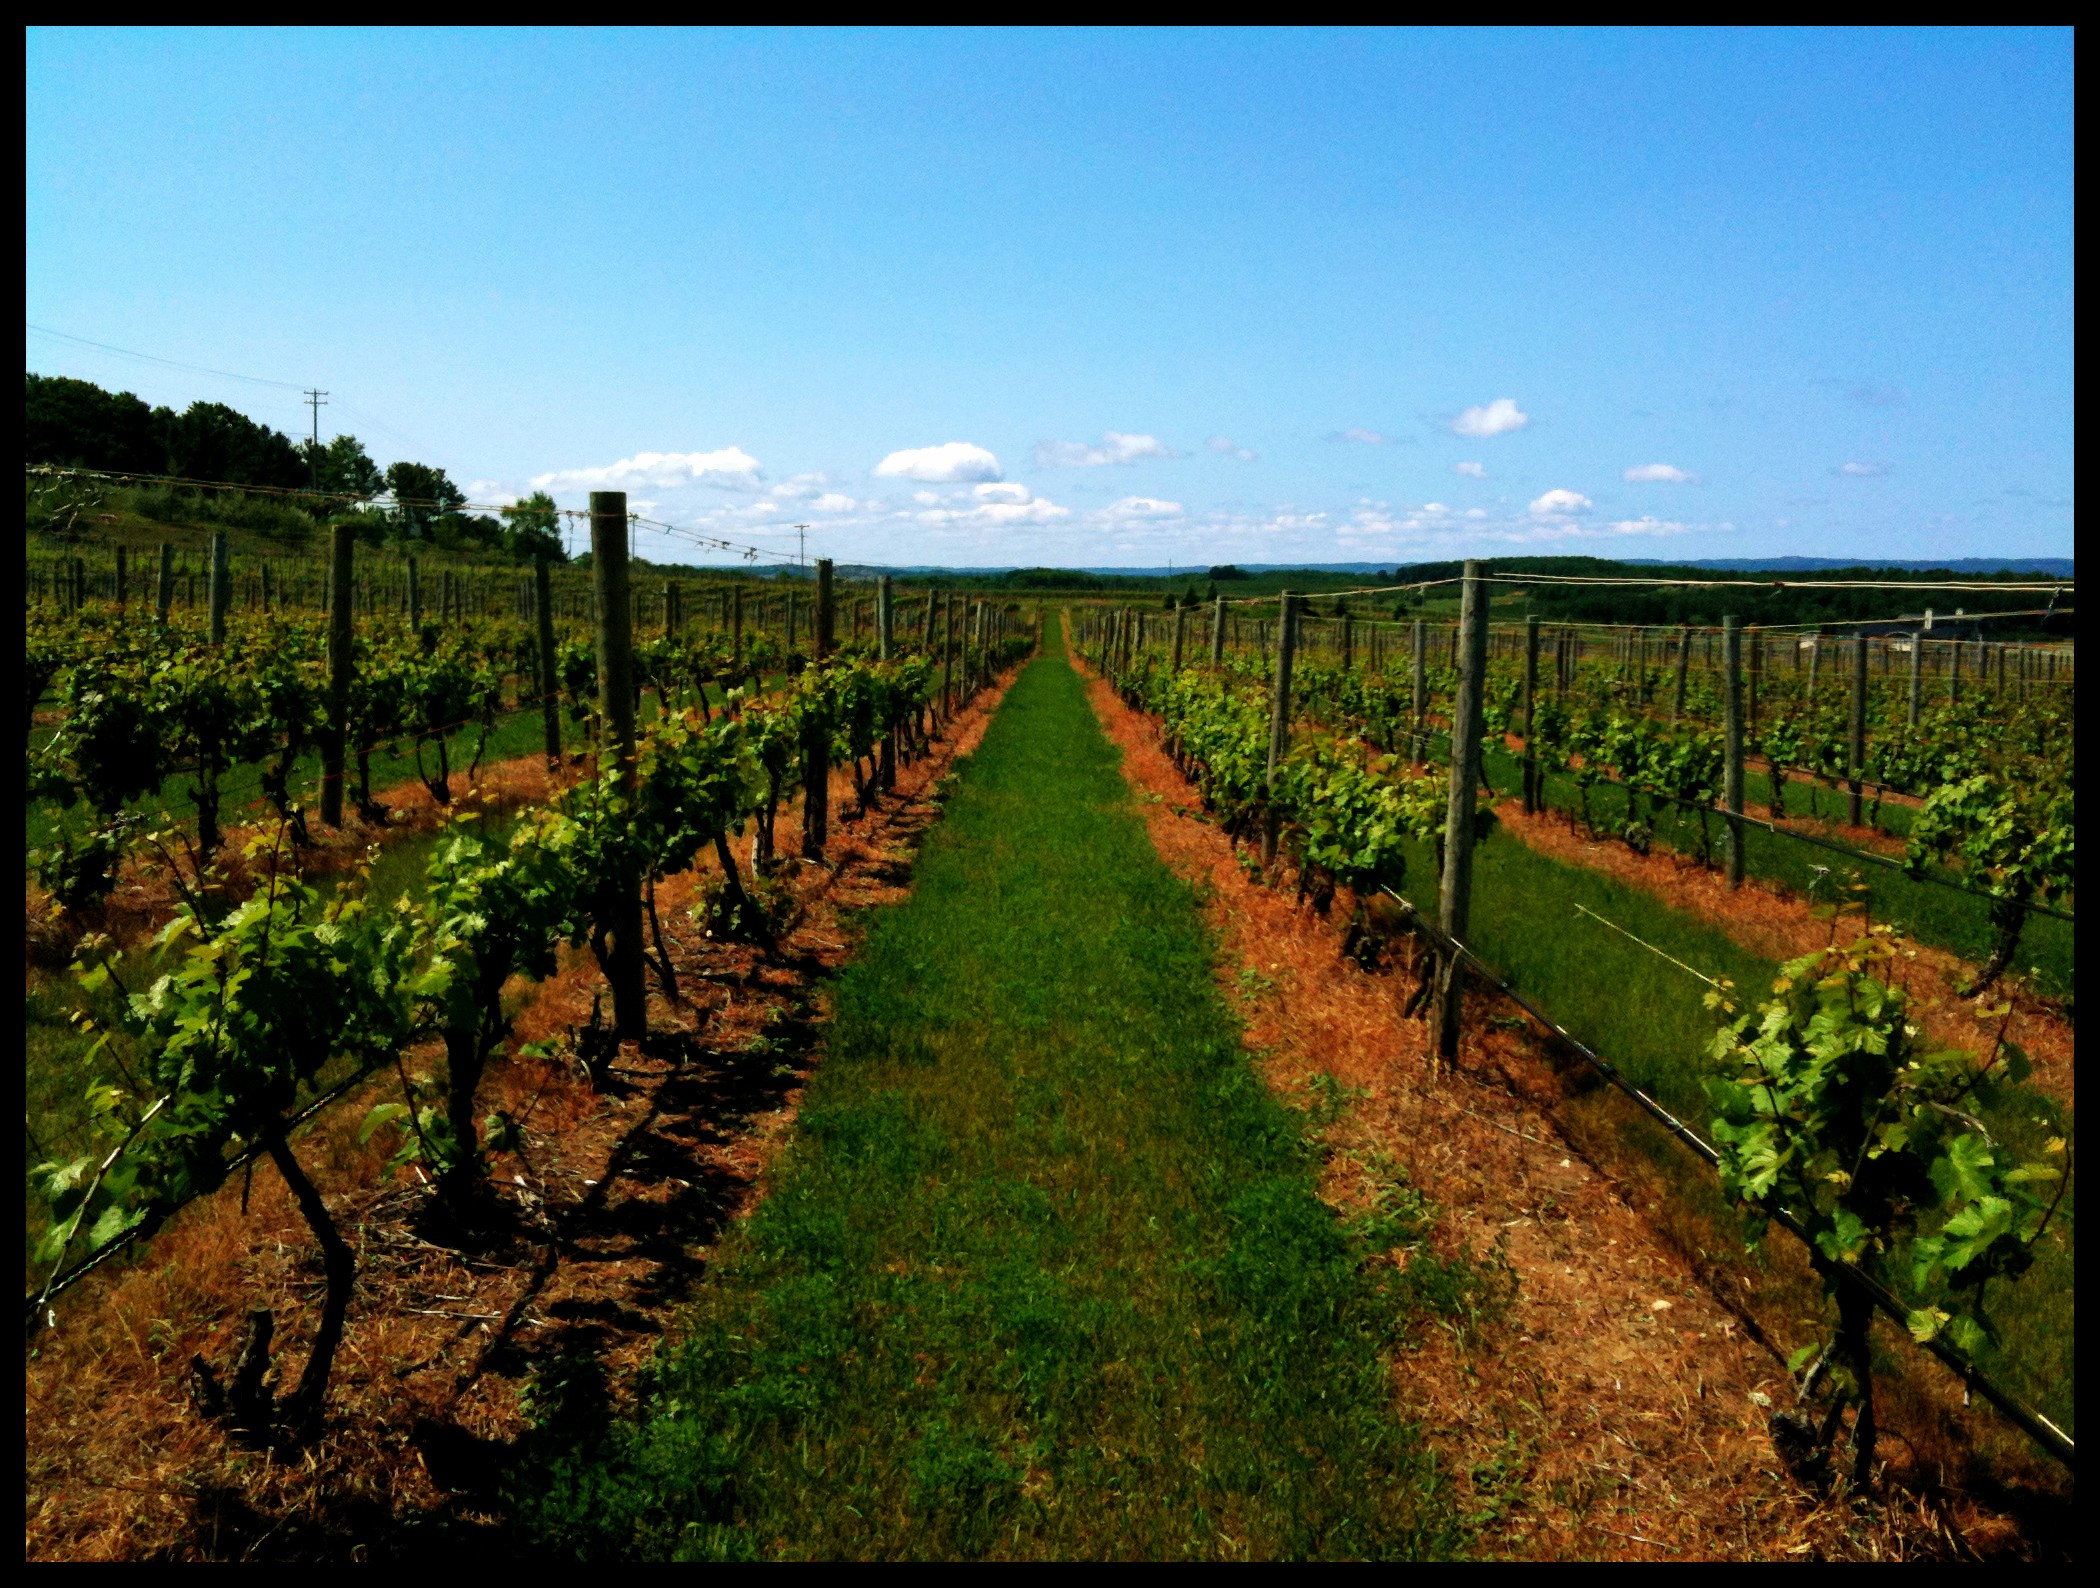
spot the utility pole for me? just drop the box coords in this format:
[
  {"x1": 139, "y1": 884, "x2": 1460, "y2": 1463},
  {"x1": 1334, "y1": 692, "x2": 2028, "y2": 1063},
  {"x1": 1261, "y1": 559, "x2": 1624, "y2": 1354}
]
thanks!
[{"x1": 304, "y1": 389, "x2": 328, "y2": 493}]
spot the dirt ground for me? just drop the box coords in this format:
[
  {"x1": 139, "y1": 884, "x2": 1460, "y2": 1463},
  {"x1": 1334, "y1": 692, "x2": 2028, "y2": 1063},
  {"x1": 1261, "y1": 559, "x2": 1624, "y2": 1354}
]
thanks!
[
  {"x1": 23, "y1": 677, "x2": 1017, "y2": 1562},
  {"x1": 1078, "y1": 662, "x2": 2000, "y2": 1563}
]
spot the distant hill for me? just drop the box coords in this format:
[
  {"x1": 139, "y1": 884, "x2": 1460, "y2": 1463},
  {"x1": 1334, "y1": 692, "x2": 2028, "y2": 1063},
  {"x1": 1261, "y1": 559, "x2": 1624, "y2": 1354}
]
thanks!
[
  {"x1": 837, "y1": 556, "x2": 2071, "y2": 579},
  {"x1": 1621, "y1": 556, "x2": 2073, "y2": 576}
]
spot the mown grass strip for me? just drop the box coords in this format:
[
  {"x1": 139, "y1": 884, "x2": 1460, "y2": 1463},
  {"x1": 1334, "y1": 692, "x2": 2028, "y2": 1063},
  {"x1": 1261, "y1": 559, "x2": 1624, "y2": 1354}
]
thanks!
[{"x1": 513, "y1": 624, "x2": 1462, "y2": 1561}]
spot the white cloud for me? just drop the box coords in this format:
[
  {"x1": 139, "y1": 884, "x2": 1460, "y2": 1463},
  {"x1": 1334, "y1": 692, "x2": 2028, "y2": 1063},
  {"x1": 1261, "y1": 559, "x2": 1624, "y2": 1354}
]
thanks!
[
  {"x1": 1421, "y1": 502, "x2": 1449, "y2": 514},
  {"x1": 1033, "y1": 431, "x2": 1178, "y2": 467},
  {"x1": 768, "y1": 471, "x2": 835, "y2": 501},
  {"x1": 810, "y1": 493, "x2": 859, "y2": 513},
  {"x1": 1836, "y1": 461, "x2": 1888, "y2": 477},
  {"x1": 1208, "y1": 435, "x2": 1257, "y2": 461},
  {"x1": 1454, "y1": 461, "x2": 1487, "y2": 479},
  {"x1": 466, "y1": 480, "x2": 521, "y2": 507},
  {"x1": 1100, "y1": 496, "x2": 1183, "y2": 522},
  {"x1": 916, "y1": 485, "x2": 1070, "y2": 527},
  {"x1": 873, "y1": 441, "x2": 1003, "y2": 483},
  {"x1": 1452, "y1": 398, "x2": 1530, "y2": 438},
  {"x1": 1623, "y1": 463, "x2": 1698, "y2": 483},
  {"x1": 1606, "y1": 517, "x2": 1693, "y2": 536},
  {"x1": 1340, "y1": 427, "x2": 1391, "y2": 445},
  {"x1": 1529, "y1": 487, "x2": 1592, "y2": 515},
  {"x1": 531, "y1": 446, "x2": 763, "y2": 493}
]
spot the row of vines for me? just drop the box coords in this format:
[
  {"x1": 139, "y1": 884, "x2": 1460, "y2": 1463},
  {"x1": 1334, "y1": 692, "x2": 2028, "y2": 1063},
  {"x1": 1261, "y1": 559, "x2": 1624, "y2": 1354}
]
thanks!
[
  {"x1": 1086, "y1": 604, "x2": 2071, "y2": 1487},
  {"x1": 27, "y1": 570, "x2": 1034, "y2": 1445}
]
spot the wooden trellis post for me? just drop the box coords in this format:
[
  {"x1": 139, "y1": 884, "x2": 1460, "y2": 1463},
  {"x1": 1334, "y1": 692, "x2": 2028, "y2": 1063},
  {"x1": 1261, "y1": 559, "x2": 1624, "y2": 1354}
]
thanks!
[
  {"x1": 1723, "y1": 616, "x2": 1745, "y2": 889},
  {"x1": 591, "y1": 490, "x2": 646, "y2": 1040},
  {"x1": 1263, "y1": 592, "x2": 1299, "y2": 867},
  {"x1": 1435, "y1": 562, "x2": 1489, "y2": 1061}
]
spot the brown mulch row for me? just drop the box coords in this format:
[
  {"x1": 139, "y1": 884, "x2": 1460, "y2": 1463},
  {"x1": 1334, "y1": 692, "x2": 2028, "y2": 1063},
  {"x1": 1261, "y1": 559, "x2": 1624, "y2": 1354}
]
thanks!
[
  {"x1": 23, "y1": 676, "x2": 1018, "y2": 1562},
  {"x1": 1077, "y1": 660, "x2": 2005, "y2": 1562}
]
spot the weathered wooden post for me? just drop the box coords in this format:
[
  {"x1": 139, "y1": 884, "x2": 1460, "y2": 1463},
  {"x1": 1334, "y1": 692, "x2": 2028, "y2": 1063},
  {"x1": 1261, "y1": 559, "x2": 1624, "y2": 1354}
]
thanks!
[
  {"x1": 1211, "y1": 595, "x2": 1227, "y2": 664},
  {"x1": 1410, "y1": 618, "x2": 1428, "y2": 762},
  {"x1": 536, "y1": 556, "x2": 561, "y2": 769},
  {"x1": 1172, "y1": 603, "x2": 1187, "y2": 672},
  {"x1": 1263, "y1": 591, "x2": 1299, "y2": 867},
  {"x1": 156, "y1": 542, "x2": 174, "y2": 622},
  {"x1": 114, "y1": 546, "x2": 128, "y2": 614},
  {"x1": 1747, "y1": 628, "x2": 1762, "y2": 731},
  {"x1": 1848, "y1": 629, "x2": 1868, "y2": 827},
  {"x1": 1521, "y1": 616, "x2": 1541, "y2": 815},
  {"x1": 408, "y1": 556, "x2": 422, "y2": 629},
  {"x1": 1723, "y1": 616, "x2": 1745, "y2": 889},
  {"x1": 1435, "y1": 562, "x2": 1489, "y2": 1062},
  {"x1": 320, "y1": 524, "x2": 356, "y2": 827},
  {"x1": 1671, "y1": 622, "x2": 1692, "y2": 722},
  {"x1": 208, "y1": 532, "x2": 230, "y2": 643},
  {"x1": 1908, "y1": 628, "x2": 1924, "y2": 729},
  {"x1": 591, "y1": 490, "x2": 647, "y2": 1040},
  {"x1": 877, "y1": 575, "x2": 897, "y2": 790},
  {"x1": 942, "y1": 593, "x2": 956, "y2": 719},
  {"x1": 797, "y1": 559, "x2": 835, "y2": 863}
]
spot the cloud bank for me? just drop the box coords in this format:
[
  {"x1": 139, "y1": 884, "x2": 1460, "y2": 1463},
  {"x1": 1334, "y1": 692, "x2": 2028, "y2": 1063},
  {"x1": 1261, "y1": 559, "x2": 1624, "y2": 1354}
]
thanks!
[
  {"x1": 1034, "y1": 431, "x2": 1177, "y2": 467},
  {"x1": 531, "y1": 446, "x2": 763, "y2": 493},
  {"x1": 1622, "y1": 463, "x2": 1698, "y2": 483}
]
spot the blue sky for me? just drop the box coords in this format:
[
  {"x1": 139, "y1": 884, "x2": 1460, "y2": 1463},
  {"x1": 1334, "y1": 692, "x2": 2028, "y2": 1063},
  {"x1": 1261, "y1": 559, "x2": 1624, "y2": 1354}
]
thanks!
[{"x1": 26, "y1": 28, "x2": 2073, "y2": 569}]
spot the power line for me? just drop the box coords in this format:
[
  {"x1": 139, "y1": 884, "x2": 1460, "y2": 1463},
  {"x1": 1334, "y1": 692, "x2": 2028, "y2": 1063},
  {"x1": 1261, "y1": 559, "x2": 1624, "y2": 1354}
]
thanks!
[{"x1": 26, "y1": 323, "x2": 308, "y2": 392}]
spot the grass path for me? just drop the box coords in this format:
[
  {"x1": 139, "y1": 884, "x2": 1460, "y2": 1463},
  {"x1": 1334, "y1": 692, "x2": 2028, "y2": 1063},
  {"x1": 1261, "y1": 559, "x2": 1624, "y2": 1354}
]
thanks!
[{"x1": 517, "y1": 621, "x2": 1462, "y2": 1561}]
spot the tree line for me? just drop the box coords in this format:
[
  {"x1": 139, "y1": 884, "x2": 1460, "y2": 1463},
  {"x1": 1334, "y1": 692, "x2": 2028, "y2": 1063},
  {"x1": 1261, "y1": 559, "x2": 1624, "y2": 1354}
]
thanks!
[{"x1": 25, "y1": 373, "x2": 564, "y2": 563}]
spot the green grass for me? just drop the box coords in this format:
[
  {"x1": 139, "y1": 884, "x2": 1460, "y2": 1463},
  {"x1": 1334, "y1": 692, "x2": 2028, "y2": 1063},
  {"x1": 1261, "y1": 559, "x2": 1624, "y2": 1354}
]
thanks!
[
  {"x1": 512, "y1": 620, "x2": 1469, "y2": 1561},
  {"x1": 1381, "y1": 819, "x2": 2074, "y2": 1448}
]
